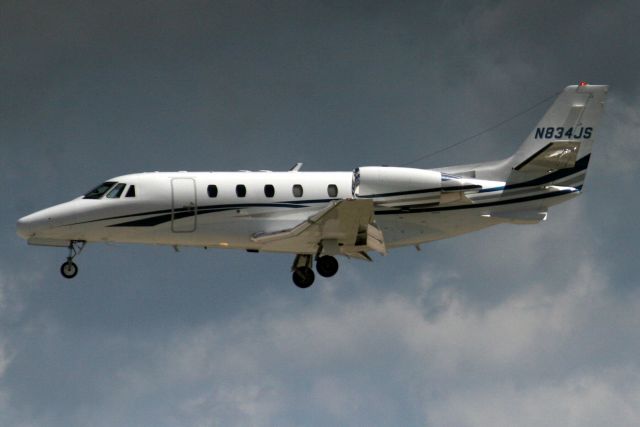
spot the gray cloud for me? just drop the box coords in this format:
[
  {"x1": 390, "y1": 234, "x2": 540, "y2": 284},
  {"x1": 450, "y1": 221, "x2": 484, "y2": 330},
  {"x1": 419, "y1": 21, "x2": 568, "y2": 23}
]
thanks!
[
  {"x1": 4, "y1": 254, "x2": 636, "y2": 426},
  {"x1": 2, "y1": 1, "x2": 640, "y2": 426}
]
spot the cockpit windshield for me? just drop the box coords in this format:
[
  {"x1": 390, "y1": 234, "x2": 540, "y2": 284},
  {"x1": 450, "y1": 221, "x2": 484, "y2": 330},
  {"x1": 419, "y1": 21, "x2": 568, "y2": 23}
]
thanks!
[
  {"x1": 83, "y1": 182, "x2": 116, "y2": 199},
  {"x1": 106, "y1": 183, "x2": 126, "y2": 199}
]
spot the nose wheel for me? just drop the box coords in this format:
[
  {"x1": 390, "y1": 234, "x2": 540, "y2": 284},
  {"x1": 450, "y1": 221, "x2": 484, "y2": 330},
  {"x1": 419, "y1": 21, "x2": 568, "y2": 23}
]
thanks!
[
  {"x1": 61, "y1": 261, "x2": 78, "y2": 279},
  {"x1": 60, "y1": 241, "x2": 85, "y2": 279}
]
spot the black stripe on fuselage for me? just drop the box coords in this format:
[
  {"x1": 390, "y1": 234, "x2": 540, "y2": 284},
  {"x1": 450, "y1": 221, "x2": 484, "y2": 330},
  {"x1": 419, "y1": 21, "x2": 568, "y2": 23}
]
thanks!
[
  {"x1": 352, "y1": 154, "x2": 590, "y2": 199},
  {"x1": 358, "y1": 185, "x2": 482, "y2": 199},
  {"x1": 70, "y1": 157, "x2": 590, "y2": 228},
  {"x1": 106, "y1": 202, "x2": 326, "y2": 227},
  {"x1": 372, "y1": 156, "x2": 590, "y2": 215},
  {"x1": 373, "y1": 188, "x2": 577, "y2": 215},
  {"x1": 107, "y1": 188, "x2": 577, "y2": 227},
  {"x1": 61, "y1": 202, "x2": 318, "y2": 228}
]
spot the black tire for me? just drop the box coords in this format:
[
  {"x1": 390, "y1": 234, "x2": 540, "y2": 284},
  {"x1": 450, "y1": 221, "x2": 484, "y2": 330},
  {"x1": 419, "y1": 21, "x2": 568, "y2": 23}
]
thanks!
[
  {"x1": 60, "y1": 261, "x2": 78, "y2": 279},
  {"x1": 316, "y1": 255, "x2": 339, "y2": 278},
  {"x1": 292, "y1": 266, "x2": 315, "y2": 288}
]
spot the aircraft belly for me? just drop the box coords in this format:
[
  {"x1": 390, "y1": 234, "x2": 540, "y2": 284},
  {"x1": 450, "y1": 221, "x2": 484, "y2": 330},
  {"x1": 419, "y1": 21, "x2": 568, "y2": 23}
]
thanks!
[
  {"x1": 374, "y1": 211, "x2": 470, "y2": 248},
  {"x1": 377, "y1": 210, "x2": 501, "y2": 247}
]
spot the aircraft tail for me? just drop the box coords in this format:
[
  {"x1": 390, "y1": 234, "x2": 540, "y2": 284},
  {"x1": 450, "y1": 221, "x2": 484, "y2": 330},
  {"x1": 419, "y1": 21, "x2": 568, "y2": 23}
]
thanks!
[{"x1": 506, "y1": 83, "x2": 608, "y2": 189}]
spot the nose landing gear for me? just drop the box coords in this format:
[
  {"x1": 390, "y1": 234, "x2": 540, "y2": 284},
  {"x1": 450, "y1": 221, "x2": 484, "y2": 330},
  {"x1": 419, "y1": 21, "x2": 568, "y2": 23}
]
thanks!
[
  {"x1": 60, "y1": 261, "x2": 78, "y2": 279},
  {"x1": 60, "y1": 241, "x2": 85, "y2": 279}
]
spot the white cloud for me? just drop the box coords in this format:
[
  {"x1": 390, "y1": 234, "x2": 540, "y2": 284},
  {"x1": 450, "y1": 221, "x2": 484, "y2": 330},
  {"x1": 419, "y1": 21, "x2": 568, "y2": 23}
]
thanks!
[
  {"x1": 175, "y1": 382, "x2": 286, "y2": 427},
  {"x1": 0, "y1": 270, "x2": 25, "y2": 382},
  {"x1": 599, "y1": 93, "x2": 640, "y2": 177},
  {"x1": 426, "y1": 368, "x2": 640, "y2": 427},
  {"x1": 71, "y1": 251, "x2": 638, "y2": 427},
  {"x1": 0, "y1": 271, "x2": 27, "y2": 425}
]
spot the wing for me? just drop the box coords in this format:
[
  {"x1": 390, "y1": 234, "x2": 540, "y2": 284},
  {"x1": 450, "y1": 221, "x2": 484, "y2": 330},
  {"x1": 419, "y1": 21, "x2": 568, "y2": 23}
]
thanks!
[{"x1": 251, "y1": 199, "x2": 386, "y2": 258}]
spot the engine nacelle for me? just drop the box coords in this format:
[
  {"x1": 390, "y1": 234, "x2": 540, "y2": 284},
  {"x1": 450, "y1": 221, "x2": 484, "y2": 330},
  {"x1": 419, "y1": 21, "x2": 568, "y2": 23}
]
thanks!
[
  {"x1": 353, "y1": 166, "x2": 441, "y2": 198},
  {"x1": 352, "y1": 166, "x2": 479, "y2": 207}
]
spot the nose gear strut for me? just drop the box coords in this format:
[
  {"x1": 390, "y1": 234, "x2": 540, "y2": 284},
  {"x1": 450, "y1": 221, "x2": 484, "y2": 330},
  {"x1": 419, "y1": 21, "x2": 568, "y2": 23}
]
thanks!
[{"x1": 60, "y1": 240, "x2": 86, "y2": 279}]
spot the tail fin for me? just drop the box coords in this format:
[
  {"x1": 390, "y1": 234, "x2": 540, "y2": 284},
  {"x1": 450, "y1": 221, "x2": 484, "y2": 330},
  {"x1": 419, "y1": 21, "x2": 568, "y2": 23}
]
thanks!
[{"x1": 508, "y1": 83, "x2": 608, "y2": 188}]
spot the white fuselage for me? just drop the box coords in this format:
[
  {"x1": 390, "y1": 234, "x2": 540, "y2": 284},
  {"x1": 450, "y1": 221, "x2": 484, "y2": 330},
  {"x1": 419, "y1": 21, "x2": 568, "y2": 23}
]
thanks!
[
  {"x1": 16, "y1": 169, "x2": 579, "y2": 254},
  {"x1": 15, "y1": 84, "x2": 607, "y2": 286}
]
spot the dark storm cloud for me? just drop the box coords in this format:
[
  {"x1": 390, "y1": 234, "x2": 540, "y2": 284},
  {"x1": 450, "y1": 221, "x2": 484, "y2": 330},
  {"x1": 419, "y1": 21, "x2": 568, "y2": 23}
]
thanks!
[{"x1": 2, "y1": 1, "x2": 640, "y2": 426}]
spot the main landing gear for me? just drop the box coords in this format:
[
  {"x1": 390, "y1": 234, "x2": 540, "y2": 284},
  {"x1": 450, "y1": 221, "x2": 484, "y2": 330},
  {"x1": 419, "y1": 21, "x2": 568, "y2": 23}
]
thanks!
[
  {"x1": 60, "y1": 241, "x2": 85, "y2": 279},
  {"x1": 291, "y1": 253, "x2": 339, "y2": 288},
  {"x1": 316, "y1": 255, "x2": 339, "y2": 278}
]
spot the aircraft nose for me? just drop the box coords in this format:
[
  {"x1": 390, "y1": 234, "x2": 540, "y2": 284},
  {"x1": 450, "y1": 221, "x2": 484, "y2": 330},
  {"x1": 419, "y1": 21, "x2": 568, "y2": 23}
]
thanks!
[
  {"x1": 17, "y1": 201, "x2": 83, "y2": 240},
  {"x1": 16, "y1": 212, "x2": 49, "y2": 239},
  {"x1": 17, "y1": 215, "x2": 32, "y2": 239}
]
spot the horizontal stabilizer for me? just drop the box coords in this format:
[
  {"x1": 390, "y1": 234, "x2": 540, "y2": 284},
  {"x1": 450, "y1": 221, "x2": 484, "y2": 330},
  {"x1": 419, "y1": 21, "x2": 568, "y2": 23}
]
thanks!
[{"x1": 483, "y1": 210, "x2": 548, "y2": 224}]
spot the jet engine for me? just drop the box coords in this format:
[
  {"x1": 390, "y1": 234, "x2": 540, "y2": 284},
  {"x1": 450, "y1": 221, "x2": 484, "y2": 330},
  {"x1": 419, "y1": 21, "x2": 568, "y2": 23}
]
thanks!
[{"x1": 352, "y1": 166, "x2": 480, "y2": 207}]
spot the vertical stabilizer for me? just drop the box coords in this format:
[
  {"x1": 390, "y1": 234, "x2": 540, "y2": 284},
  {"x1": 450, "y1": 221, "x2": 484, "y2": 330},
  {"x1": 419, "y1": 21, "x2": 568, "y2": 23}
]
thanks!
[{"x1": 507, "y1": 83, "x2": 608, "y2": 188}]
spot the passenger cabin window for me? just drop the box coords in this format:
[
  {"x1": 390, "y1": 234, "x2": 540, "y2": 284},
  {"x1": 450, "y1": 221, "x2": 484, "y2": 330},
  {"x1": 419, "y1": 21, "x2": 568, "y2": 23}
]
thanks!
[
  {"x1": 327, "y1": 184, "x2": 338, "y2": 197},
  {"x1": 264, "y1": 184, "x2": 275, "y2": 198},
  {"x1": 125, "y1": 185, "x2": 136, "y2": 198},
  {"x1": 106, "y1": 183, "x2": 126, "y2": 199},
  {"x1": 207, "y1": 185, "x2": 218, "y2": 198},
  {"x1": 84, "y1": 182, "x2": 116, "y2": 199},
  {"x1": 236, "y1": 185, "x2": 246, "y2": 198},
  {"x1": 292, "y1": 184, "x2": 303, "y2": 198}
]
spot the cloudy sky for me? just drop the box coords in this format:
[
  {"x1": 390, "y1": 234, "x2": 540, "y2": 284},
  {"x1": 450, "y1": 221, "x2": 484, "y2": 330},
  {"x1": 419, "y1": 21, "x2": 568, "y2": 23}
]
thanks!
[{"x1": 2, "y1": 1, "x2": 640, "y2": 426}]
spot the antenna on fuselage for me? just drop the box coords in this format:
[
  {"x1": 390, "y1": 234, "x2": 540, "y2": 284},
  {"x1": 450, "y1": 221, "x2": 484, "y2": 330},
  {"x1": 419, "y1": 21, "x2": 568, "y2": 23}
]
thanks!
[
  {"x1": 400, "y1": 91, "x2": 559, "y2": 167},
  {"x1": 289, "y1": 162, "x2": 303, "y2": 172}
]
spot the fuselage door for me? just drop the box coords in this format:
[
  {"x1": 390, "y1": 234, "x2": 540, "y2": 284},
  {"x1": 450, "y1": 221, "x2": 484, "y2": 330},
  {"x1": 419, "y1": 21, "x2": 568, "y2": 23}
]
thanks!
[{"x1": 171, "y1": 178, "x2": 197, "y2": 232}]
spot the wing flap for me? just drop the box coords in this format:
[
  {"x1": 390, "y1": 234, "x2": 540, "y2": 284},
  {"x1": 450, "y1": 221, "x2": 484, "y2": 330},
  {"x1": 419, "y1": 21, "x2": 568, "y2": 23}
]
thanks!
[
  {"x1": 252, "y1": 199, "x2": 386, "y2": 256},
  {"x1": 251, "y1": 201, "x2": 340, "y2": 244}
]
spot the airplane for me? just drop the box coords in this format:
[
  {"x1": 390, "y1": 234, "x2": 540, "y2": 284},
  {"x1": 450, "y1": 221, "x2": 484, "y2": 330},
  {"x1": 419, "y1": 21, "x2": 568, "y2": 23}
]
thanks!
[{"x1": 16, "y1": 83, "x2": 607, "y2": 288}]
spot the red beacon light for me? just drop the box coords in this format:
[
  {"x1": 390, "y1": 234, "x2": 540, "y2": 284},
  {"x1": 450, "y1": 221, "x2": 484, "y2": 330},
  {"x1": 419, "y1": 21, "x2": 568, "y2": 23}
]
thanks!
[{"x1": 579, "y1": 81, "x2": 589, "y2": 86}]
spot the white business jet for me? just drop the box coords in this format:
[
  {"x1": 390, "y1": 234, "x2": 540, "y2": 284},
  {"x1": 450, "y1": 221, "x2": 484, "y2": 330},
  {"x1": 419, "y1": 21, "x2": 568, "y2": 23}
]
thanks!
[{"x1": 17, "y1": 83, "x2": 607, "y2": 288}]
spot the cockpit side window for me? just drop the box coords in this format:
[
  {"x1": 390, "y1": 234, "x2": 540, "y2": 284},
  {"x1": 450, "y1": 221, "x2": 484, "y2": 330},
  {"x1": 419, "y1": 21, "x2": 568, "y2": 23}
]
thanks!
[
  {"x1": 125, "y1": 185, "x2": 136, "y2": 198},
  {"x1": 106, "y1": 183, "x2": 126, "y2": 199},
  {"x1": 84, "y1": 182, "x2": 116, "y2": 199}
]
